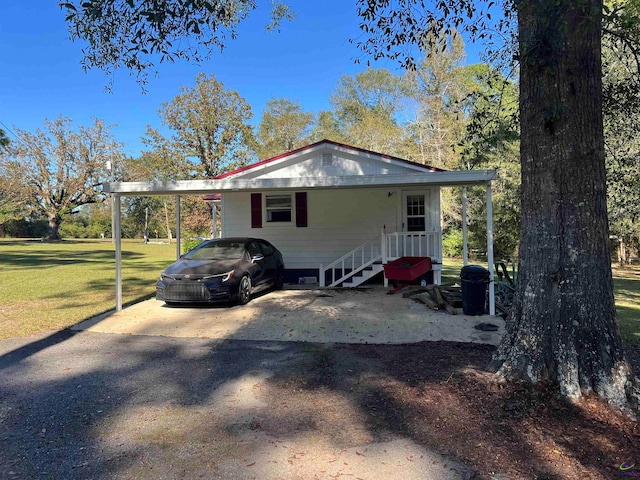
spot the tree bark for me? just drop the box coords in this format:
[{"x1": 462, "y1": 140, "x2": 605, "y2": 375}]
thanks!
[
  {"x1": 46, "y1": 213, "x2": 62, "y2": 240},
  {"x1": 490, "y1": 0, "x2": 637, "y2": 409}
]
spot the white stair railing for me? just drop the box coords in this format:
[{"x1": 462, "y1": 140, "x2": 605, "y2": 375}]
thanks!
[
  {"x1": 385, "y1": 230, "x2": 442, "y2": 262},
  {"x1": 319, "y1": 229, "x2": 443, "y2": 288},
  {"x1": 320, "y1": 236, "x2": 383, "y2": 287}
]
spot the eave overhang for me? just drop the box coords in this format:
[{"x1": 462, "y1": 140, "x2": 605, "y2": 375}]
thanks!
[{"x1": 103, "y1": 170, "x2": 497, "y2": 196}]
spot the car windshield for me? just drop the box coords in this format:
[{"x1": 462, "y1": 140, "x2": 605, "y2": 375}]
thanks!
[{"x1": 185, "y1": 241, "x2": 245, "y2": 260}]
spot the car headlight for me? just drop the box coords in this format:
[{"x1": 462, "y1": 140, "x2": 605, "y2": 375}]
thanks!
[
  {"x1": 160, "y1": 273, "x2": 174, "y2": 281},
  {"x1": 222, "y1": 270, "x2": 234, "y2": 282},
  {"x1": 199, "y1": 270, "x2": 235, "y2": 282}
]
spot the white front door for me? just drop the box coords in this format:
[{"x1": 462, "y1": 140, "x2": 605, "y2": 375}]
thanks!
[{"x1": 402, "y1": 190, "x2": 429, "y2": 232}]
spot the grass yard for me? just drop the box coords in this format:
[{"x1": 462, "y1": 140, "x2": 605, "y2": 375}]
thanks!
[
  {"x1": 441, "y1": 258, "x2": 640, "y2": 343},
  {"x1": 0, "y1": 239, "x2": 175, "y2": 339},
  {"x1": 0, "y1": 240, "x2": 639, "y2": 342},
  {"x1": 612, "y1": 264, "x2": 640, "y2": 342}
]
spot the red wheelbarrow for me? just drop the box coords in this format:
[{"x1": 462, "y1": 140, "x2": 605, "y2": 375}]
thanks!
[{"x1": 383, "y1": 256, "x2": 432, "y2": 294}]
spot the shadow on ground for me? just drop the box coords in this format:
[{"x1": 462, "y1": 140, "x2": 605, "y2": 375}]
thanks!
[{"x1": 1, "y1": 322, "x2": 638, "y2": 479}]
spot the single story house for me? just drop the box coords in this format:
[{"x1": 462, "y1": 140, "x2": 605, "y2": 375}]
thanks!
[{"x1": 104, "y1": 140, "x2": 498, "y2": 313}]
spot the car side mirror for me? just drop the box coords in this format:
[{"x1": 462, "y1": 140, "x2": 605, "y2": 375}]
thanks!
[{"x1": 251, "y1": 254, "x2": 264, "y2": 263}]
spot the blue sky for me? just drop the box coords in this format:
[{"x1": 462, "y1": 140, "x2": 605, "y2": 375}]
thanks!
[{"x1": 1, "y1": 1, "x2": 480, "y2": 158}]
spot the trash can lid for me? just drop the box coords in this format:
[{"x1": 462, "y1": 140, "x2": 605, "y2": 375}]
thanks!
[{"x1": 460, "y1": 264, "x2": 490, "y2": 280}]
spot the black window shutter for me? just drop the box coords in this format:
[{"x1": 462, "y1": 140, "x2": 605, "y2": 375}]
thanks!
[
  {"x1": 251, "y1": 193, "x2": 262, "y2": 228},
  {"x1": 295, "y1": 192, "x2": 307, "y2": 227}
]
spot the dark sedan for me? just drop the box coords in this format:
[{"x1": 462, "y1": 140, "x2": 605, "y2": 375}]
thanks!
[{"x1": 156, "y1": 237, "x2": 285, "y2": 305}]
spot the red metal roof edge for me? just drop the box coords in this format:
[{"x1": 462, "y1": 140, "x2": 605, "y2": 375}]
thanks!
[
  {"x1": 203, "y1": 193, "x2": 221, "y2": 201},
  {"x1": 213, "y1": 140, "x2": 327, "y2": 179},
  {"x1": 213, "y1": 139, "x2": 446, "y2": 180}
]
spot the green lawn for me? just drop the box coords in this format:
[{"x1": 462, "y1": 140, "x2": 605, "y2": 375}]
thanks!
[
  {"x1": 0, "y1": 241, "x2": 638, "y2": 342},
  {"x1": 441, "y1": 258, "x2": 640, "y2": 343},
  {"x1": 0, "y1": 239, "x2": 175, "y2": 339}
]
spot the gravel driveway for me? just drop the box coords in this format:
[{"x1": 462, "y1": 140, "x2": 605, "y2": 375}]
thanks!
[
  {"x1": 74, "y1": 287, "x2": 504, "y2": 345},
  {"x1": 0, "y1": 331, "x2": 477, "y2": 479},
  {"x1": 1, "y1": 288, "x2": 501, "y2": 479}
]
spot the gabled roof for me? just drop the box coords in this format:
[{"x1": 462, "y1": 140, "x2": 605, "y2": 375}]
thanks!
[
  {"x1": 214, "y1": 139, "x2": 446, "y2": 180},
  {"x1": 103, "y1": 139, "x2": 496, "y2": 196}
]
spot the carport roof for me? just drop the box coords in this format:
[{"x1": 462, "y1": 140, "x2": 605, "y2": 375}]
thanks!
[{"x1": 103, "y1": 170, "x2": 497, "y2": 196}]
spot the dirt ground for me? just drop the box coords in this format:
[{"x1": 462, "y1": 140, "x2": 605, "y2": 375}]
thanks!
[
  {"x1": 74, "y1": 286, "x2": 505, "y2": 345},
  {"x1": 340, "y1": 341, "x2": 640, "y2": 479}
]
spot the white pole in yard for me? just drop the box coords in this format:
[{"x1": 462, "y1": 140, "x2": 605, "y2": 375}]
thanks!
[
  {"x1": 486, "y1": 183, "x2": 495, "y2": 316},
  {"x1": 175, "y1": 195, "x2": 181, "y2": 260},
  {"x1": 115, "y1": 194, "x2": 122, "y2": 312},
  {"x1": 462, "y1": 186, "x2": 469, "y2": 266}
]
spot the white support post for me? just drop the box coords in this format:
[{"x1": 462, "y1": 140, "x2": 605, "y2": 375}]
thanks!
[
  {"x1": 462, "y1": 186, "x2": 469, "y2": 266},
  {"x1": 212, "y1": 202, "x2": 217, "y2": 238},
  {"x1": 381, "y1": 227, "x2": 388, "y2": 287},
  {"x1": 319, "y1": 265, "x2": 325, "y2": 287},
  {"x1": 175, "y1": 195, "x2": 181, "y2": 260},
  {"x1": 115, "y1": 195, "x2": 122, "y2": 312},
  {"x1": 486, "y1": 183, "x2": 495, "y2": 316}
]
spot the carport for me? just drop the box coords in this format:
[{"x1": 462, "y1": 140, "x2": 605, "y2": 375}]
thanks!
[
  {"x1": 104, "y1": 175, "x2": 496, "y2": 311},
  {"x1": 103, "y1": 142, "x2": 498, "y2": 315}
]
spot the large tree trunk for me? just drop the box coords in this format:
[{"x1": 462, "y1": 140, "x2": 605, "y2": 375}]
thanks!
[
  {"x1": 46, "y1": 213, "x2": 62, "y2": 240},
  {"x1": 490, "y1": 0, "x2": 636, "y2": 409}
]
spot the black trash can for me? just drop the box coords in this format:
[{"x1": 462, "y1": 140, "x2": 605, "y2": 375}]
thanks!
[{"x1": 460, "y1": 265, "x2": 490, "y2": 315}]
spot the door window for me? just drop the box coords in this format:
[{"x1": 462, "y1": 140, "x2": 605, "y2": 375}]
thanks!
[{"x1": 406, "y1": 194, "x2": 426, "y2": 231}]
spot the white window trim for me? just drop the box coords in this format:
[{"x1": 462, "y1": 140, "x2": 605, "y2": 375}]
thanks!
[{"x1": 264, "y1": 193, "x2": 294, "y2": 224}]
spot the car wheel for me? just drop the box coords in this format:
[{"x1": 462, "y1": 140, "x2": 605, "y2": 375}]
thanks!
[
  {"x1": 238, "y1": 275, "x2": 252, "y2": 305},
  {"x1": 274, "y1": 268, "x2": 284, "y2": 290}
]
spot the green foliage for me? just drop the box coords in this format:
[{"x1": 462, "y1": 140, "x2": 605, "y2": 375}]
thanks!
[
  {"x1": 310, "y1": 111, "x2": 346, "y2": 143},
  {"x1": 354, "y1": 0, "x2": 516, "y2": 71},
  {"x1": 442, "y1": 228, "x2": 463, "y2": 258},
  {"x1": 257, "y1": 97, "x2": 314, "y2": 158},
  {"x1": 602, "y1": 12, "x2": 640, "y2": 260},
  {"x1": 605, "y1": 107, "x2": 640, "y2": 258},
  {"x1": 329, "y1": 68, "x2": 408, "y2": 154},
  {"x1": 602, "y1": 0, "x2": 640, "y2": 117},
  {"x1": 0, "y1": 128, "x2": 9, "y2": 149},
  {"x1": 124, "y1": 196, "x2": 174, "y2": 241},
  {"x1": 403, "y1": 30, "x2": 469, "y2": 169},
  {"x1": 0, "y1": 218, "x2": 48, "y2": 238},
  {"x1": 58, "y1": 208, "x2": 112, "y2": 238},
  {"x1": 456, "y1": 66, "x2": 521, "y2": 261},
  {"x1": 59, "y1": 222, "x2": 89, "y2": 238},
  {"x1": 160, "y1": 73, "x2": 257, "y2": 178},
  {"x1": 0, "y1": 116, "x2": 124, "y2": 240},
  {"x1": 127, "y1": 127, "x2": 192, "y2": 182},
  {"x1": 60, "y1": 0, "x2": 295, "y2": 88}
]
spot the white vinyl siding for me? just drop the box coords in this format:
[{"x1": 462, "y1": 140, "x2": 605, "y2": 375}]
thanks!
[
  {"x1": 221, "y1": 187, "x2": 440, "y2": 270},
  {"x1": 234, "y1": 147, "x2": 430, "y2": 180}
]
